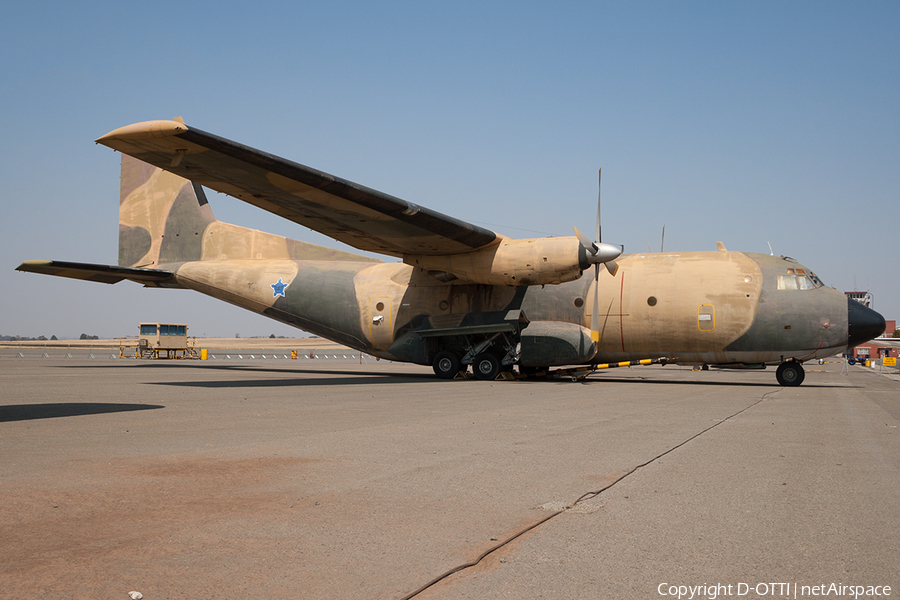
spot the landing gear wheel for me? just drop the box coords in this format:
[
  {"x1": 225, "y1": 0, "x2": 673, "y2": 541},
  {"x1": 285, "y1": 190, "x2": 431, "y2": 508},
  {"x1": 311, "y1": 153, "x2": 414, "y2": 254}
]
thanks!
[
  {"x1": 472, "y1": 353, "x2": 501, "y2": 380},
  {"x1": 776, "y1": 361, "x2": 805, "y2": 387},
  {"x1": 433, "y1": 351, "x2": 462, "y2": 379}
]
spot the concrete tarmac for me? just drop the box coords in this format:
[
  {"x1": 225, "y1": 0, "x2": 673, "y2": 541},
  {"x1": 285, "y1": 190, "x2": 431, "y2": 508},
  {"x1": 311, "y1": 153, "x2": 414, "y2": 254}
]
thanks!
[{"x1": 1, "y1": 358, "x2": 897, "y2": 600}]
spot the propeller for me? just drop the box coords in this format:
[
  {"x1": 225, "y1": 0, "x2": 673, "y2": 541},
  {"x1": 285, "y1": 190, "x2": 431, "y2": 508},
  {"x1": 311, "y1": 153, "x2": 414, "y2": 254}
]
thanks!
[
  {"x1": 573, "y1": 169, "x2": 622, "y2": 345},
  {"x1": 573, "y1": 170, "x2": 621, "y2": 273}
]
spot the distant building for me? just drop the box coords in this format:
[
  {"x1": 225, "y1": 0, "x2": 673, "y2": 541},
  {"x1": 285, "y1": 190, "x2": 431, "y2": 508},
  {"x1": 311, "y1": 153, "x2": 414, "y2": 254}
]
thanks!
[
  {"x1": 845, "y1": 290, "x2": 874, "y2": 308},
  {"x1": 138, "y1": 323, "x2": 196, "y2": 358}
]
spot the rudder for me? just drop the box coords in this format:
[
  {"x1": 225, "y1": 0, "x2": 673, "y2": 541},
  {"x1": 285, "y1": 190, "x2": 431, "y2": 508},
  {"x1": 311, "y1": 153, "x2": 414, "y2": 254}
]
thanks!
[{"x1": 118, "y1": 154, "x2": 216, "y2": 267}]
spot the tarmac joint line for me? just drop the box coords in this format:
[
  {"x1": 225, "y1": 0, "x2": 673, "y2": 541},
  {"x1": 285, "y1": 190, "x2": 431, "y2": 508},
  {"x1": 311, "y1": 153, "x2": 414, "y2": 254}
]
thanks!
[{"x1": 399, "y1": 392, "x2": 773, "y2": 600}]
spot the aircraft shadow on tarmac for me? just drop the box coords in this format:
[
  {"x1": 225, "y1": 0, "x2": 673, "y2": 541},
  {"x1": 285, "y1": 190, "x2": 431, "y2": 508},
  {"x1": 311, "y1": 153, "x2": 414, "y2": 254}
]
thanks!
[
  {"x1": 144, "y1": 369, "x2": 851, "y2": 389},
  {"x1": 50, "y1": 364, "x2": 854, "y2": 389},
  {"x1": 0, "y1": 402, "x2": 165, "y2": 422},
  {"x1": 578, "y1": 376, "x2": 850, "y2": 389},
  {"x1": 148, "y1": 369, "x2": 435, "y2": 388}
]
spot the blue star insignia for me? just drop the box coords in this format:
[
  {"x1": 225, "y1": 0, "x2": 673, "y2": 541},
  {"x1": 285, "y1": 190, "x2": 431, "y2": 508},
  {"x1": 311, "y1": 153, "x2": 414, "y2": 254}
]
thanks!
[{"x1": 271, "y1": 278, "x2": 289, "y2": 298}]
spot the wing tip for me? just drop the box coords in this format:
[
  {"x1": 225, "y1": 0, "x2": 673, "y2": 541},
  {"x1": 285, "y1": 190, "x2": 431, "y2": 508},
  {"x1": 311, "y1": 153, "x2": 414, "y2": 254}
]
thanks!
[
  {"x1": 16, "y1": 259, "x2": 51, "y2": 272},
  {"x1": 96, "y1": 119, "x2": 188, "y2": 146}
]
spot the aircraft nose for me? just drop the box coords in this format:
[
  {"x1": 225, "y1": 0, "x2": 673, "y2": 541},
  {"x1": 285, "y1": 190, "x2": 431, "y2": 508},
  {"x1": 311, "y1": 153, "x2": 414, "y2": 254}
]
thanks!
[{"x1": 847, "y1": 297, "x2": 886, "y2": 348}]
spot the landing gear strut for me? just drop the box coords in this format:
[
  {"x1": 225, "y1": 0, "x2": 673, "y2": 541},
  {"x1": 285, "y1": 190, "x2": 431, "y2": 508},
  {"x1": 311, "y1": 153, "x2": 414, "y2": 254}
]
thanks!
[{"x1": 776, "y1": 361, "x2": 805, "y2": 387}]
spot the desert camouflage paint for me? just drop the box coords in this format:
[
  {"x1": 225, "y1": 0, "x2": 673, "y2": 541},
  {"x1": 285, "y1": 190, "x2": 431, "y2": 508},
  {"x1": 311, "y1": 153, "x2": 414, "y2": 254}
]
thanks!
[{"x1": 17, "y1": 119, "x2": 885, "y2": 383}]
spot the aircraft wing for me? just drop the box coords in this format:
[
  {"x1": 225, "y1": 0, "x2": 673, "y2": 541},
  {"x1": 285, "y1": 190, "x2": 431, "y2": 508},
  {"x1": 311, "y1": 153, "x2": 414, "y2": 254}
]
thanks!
[
  {"x1": 96, "y1": 120, "x2": 498, "y2": 258},
  {"x1": 16, "y1": 260, "x2": 177, "y2": 286}
]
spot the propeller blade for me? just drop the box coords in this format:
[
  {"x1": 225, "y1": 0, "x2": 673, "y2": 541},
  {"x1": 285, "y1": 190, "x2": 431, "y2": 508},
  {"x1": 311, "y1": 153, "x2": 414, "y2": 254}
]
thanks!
[
  {"x1": 574, "y1": 227, "x2": 597, "y2": 255},
  {"x1": 660, "y1": 224, "x2": 665, "y2": 253},
  {"x1": 591, "y1": 262, "x2": 600, "y2": 343},
  {"x1": 578, "y1": 168, "x2": 620, "y2": 287},
  {"x1": 595, "y1": 168, "x2": 602, "y2": 244},
  {"x1": 605, "y1": 260, "x2": 619, "y2": 276}
]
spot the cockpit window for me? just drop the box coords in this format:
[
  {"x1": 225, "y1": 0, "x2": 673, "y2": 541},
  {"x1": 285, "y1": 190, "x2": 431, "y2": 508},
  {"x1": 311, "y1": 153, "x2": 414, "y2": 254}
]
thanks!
[{"x1": 777, "y1": 268, "x2": 824, "y2": 291}]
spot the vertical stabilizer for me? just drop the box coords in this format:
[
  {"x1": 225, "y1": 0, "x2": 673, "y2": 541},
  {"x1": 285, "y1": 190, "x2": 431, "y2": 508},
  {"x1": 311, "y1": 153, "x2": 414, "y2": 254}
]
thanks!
[
  {"x1": 116, "y1": 154, "x2": 380, "y2": 266},
  {"x1": 118, "y1": 154, "x2": 216, "y2": 267}
]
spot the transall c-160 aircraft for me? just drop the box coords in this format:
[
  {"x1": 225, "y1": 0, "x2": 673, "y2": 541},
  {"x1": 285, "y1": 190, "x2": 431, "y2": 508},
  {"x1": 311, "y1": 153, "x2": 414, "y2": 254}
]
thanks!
[{"x1": 17, "y1": 118, "x2": 886, "y2": 385}]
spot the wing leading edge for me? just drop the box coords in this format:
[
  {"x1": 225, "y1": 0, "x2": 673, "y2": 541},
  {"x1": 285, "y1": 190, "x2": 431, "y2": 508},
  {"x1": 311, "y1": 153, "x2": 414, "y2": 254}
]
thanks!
[{"x1": 96, "y1": 120, "x2": 498, "y2": 258}]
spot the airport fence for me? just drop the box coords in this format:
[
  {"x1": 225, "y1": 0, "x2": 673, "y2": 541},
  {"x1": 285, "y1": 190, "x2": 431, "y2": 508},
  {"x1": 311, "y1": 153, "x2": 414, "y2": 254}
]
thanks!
[{"x1": 0, "y1": 345, "x2": 374, "y2": 362}]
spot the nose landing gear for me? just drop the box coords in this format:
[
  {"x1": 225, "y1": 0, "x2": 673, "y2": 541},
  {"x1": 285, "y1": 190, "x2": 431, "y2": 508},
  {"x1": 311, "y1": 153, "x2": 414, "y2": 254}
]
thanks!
[{"x1": 776, "y1": 361, "x2": 805, "y2": 386}]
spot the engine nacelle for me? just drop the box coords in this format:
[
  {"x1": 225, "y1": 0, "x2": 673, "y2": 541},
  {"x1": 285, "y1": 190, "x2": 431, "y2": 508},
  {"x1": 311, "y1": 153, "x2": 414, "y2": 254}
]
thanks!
[
  {"x1": 404, "y1": 235, "x2": 588, "y2": 286},
  {"x1": 519, "y1": 321, "x2": 597, "y2": 366}
]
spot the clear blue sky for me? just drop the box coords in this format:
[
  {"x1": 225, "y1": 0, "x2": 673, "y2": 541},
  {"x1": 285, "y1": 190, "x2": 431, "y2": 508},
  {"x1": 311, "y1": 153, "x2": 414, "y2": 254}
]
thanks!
[{"x1": 2, "y1": 1, "x2": 898, "y2": 339}]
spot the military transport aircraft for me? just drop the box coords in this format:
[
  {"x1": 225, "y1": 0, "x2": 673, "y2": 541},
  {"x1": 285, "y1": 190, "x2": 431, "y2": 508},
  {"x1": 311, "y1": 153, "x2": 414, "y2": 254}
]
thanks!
[{"x1": 17, "y1": 118, "x2": 886, "y2": 385}]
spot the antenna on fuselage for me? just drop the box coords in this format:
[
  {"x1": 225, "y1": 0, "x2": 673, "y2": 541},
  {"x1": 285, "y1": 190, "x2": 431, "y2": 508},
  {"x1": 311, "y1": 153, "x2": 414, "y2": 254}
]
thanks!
[{"x1": 649, "y1": 225, "x2": 666, "y2": 253}]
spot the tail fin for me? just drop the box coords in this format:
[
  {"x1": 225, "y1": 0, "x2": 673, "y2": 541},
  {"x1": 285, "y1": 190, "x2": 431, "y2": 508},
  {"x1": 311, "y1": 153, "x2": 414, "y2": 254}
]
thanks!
[
  {"x1": 118, "y1": 154, "x2": 216, "y2": 267},
  {"x1": 117, "y1": 154, "x2": 381, "y2": 266}
]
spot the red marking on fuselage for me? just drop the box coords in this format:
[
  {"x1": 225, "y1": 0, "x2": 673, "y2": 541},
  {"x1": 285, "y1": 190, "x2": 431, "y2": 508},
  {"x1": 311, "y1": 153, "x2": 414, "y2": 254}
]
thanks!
[{"x1": 619, "y1": 271, "x2": 626, "y2": 352}]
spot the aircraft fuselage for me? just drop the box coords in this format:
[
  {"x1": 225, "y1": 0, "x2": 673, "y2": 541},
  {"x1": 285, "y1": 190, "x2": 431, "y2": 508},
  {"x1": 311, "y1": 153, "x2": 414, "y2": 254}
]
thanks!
[{"x1": 167, "y1": 249, "x2": 863, "y2": 370}]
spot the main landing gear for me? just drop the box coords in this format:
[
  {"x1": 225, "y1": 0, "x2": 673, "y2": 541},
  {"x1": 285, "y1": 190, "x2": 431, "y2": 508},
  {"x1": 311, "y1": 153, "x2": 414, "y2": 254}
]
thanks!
[
  {"x1": 431, "y1": 330, "x2": 520, "y2": 380},
  {"x1": 432, "y1": 350, "x2": 505, "y2": 380},
  {"x1": 775, "y1": 361, "x2": 805, "y2": 387}
]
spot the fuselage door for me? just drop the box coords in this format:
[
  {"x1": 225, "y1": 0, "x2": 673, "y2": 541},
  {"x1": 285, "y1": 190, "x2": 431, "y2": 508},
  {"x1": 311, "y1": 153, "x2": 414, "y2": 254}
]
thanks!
[
  {"x1": 698, "y1": 304, "x2": 715, "y2": 331},
  {"x1": 369, "y1": 297, "x2": 393, "y2": 350}
]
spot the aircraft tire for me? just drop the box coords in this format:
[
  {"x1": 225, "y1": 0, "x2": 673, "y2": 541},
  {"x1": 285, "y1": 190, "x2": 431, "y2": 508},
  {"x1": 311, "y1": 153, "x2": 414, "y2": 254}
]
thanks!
[
  {"x1": 472, "y1": 353, "x2": 501, "y2": 380},
  {"x1": 433, "y1": 351, "x2": 463, "y2": 379},
  {"x1": 776, "y1": 361, "x2": 805, "y2": 386}
]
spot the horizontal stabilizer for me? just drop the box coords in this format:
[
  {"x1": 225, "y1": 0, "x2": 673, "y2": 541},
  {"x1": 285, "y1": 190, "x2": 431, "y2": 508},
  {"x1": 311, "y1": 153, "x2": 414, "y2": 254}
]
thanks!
[{"x1": 16, "y1": 260, "x2": 176, "y2": 286}]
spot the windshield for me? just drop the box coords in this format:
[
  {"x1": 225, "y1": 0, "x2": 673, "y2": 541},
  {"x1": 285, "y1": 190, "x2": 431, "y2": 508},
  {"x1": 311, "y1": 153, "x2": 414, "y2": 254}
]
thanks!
[{"x1": 777, "y1": 268, "x2": 824, "y2": 291}]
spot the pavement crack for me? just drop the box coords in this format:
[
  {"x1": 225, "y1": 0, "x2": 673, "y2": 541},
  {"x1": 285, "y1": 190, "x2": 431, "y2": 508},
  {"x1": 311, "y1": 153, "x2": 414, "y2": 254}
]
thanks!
[
  {"x1": 399, "y1": 396, "x2": 766, "y2": 600},
  {"x1": 398, "y1": 510, "x2": 561, "y2": 600},
  {"x1": 572, "y1": 395, "x2": 766, "y2": 506}
]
